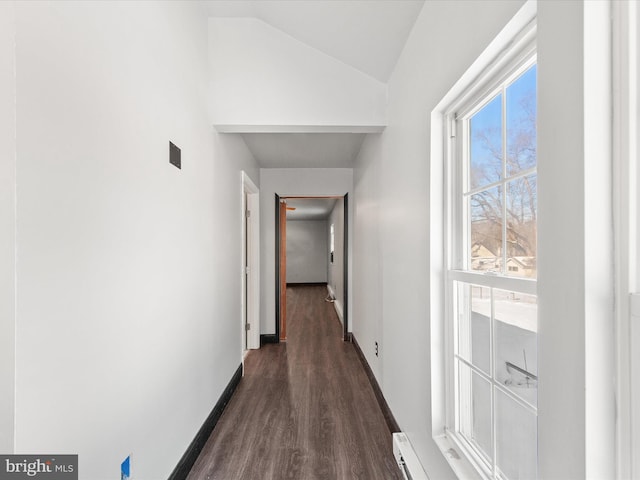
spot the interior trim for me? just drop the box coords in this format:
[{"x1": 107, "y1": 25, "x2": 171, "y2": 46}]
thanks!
[
  {"x1": 213, "y1": 124, "x2": 386, "y2": 134},
  {"x1": 260, "y1": 334, "x2": 279, "y2": 345},
  {"x1": 168, "y1": 364, "x2": 243, "y2": 480},
  {"x1": 351, "y1": 334, "x2": 400, "y2": 434}
]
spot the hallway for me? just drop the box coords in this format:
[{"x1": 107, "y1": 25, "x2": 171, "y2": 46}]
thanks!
[
  {"x1": 186, "y1": 285, "x2": 402, "y2": 480},
  {"x1": 3, "y1": 2, "x2": 624, "y2": 478}
]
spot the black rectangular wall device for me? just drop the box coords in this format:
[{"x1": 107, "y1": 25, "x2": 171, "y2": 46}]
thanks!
[{"x1": 169, "y1": 141, "x2": 181, "y2": 169}]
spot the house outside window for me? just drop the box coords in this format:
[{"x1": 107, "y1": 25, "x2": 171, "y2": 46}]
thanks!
[{"x1": 444, "y1": 44, "x2": 538, "y2": 479}]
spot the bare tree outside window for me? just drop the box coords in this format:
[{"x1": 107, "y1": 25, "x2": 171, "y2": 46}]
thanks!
[{"x1": 468, "y1": 66, "x2": 537, "y2": 278}]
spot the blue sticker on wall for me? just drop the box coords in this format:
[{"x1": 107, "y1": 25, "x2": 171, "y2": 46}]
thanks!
[{"x1": 121, "y1": 456, "x2": 130, "y2": 480}]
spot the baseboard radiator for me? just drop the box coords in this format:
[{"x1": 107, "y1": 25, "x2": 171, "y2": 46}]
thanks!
[{"x1": 393, "y1": 433, "x2": 430, "y2": 480}]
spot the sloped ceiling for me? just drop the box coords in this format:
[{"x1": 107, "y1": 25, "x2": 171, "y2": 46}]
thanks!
[
  {"x1": 207, "y1": 17, "x2": 387, "y2": 129},
  {"x1": 202, "y1": 0, "x2": 424, "y2": 169},
  {"x1": 202, "y1": 0, "x2": 425, "y2": 83}
]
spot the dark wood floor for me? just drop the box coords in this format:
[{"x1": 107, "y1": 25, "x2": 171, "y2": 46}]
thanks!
[{"x1": 186, "y1": 285, "x2": 402, "y2": 480}]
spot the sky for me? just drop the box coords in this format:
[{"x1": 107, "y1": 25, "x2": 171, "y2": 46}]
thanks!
[{"x1": 469, "y1": 64, "x2": 537, "y2": 192}]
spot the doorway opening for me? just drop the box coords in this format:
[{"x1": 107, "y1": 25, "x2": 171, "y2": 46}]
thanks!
[{"x1": 275, "y1": 194, "x2": 349, "y2": 342}]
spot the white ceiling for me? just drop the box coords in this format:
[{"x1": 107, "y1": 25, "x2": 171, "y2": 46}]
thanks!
[
  {"x1": 284, "y1": 197, "x2": 339, "y2": 221},
  {"x1": 203, "y1": 0, "x2": 424, "y2": 171},
  {"x1": 241, "y1": 133, "x2": 366, "y2": 168},
  {"x1": 201, "y1": 0, "x2": 425, "y2": 82}
]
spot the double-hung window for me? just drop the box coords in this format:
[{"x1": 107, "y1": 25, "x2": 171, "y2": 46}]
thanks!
[{"x1": 444, "y1": 46, "x2": 537, "y2": 479}]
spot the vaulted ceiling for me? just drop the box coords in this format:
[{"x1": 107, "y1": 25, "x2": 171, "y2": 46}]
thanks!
[
  {"x1": 202, "y1": 0, "x2": 425, "y2": 83},
  {"x1": 202, "y1": 0, "x2": 425, "y2": 169}
]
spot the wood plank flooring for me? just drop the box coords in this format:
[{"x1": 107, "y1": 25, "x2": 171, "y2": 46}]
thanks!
[{"x1": 186, "y1": 285, "x2": 402, "y2": 480}]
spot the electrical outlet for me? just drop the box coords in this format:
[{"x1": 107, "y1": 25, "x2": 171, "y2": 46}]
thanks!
[{"x1": 375, "y1": 341, "x2": 379, "y2": 357}]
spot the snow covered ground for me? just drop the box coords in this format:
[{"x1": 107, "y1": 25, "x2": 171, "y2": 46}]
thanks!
[{"x1": 458, "y1": 286, "x2": 538, "y2": 479}]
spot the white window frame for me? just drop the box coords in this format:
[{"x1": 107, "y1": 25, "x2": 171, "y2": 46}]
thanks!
[
  {"x1": 430, "y1": 3, "x2": 537, "y2": 478},
  {"x1": 448, "y1": 51, "x2": 538, "y2": 480}
]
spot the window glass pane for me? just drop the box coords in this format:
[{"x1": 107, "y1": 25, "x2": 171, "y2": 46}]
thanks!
[
  {"x1": 506, "y1": 175, "x2": 537, "y2": 278},
  {"x1": 472, "y1": 371, "x2": 493, "y2": 463},
  {"x1": 470, "y1": 94, "x2": 503, "y2": 190},
  {"x1": 451, "y1": 52, "x2": 537, "y2": 479},
  {"x1": 494, "y1": 290, "x2": 537, "y2": 407},
  {"x1": 495, "y1": 389, "x2": 537, "y2": 480},
  {"x1": 458, "y1": 362, "x2": 493, "y2": 465},
  {"x1": 470, "y1": 186, "x2": 502, "y2": 272},
  {"x1": 457, "y1": 283, "x2": 491, "y2": 374},
  {"x1": 506, "y1": 65, "x2": 537, "y2": 177}
]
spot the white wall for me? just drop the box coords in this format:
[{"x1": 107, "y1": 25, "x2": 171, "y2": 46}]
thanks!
[
  {"x1": 352, "y1": 134, "x2": 383, "y2": 381},
  {"x1": 328, "y1": 199, "x2": 345, "y2": 323},
  {"x1": 612, "y1": 2, "x2": 640, "y2": 476},
  {"x1": 208, "y1": 18, "x2": 387, "y2": 128},
  {"x1": 354, "y1": 1, "x2": 617, "y2": 479},
  {"x1": 0, "y1": 0, "x2": 16, "y2": 454},
  {"x1": 12, "y1": 2, "x2": 259, "y2": 479},
  {"x1": 353, "y1": 1, "x2": 527, "y2": 478},
  {"x1": 538, "y1": 1, "x2": 614, "y2": 477},
  {"x1": 286, "y1": 220, "x2": 328, "y2": 284},
  {"x1": 260, "y1": 168, "x2": 352, "y2": 335}
]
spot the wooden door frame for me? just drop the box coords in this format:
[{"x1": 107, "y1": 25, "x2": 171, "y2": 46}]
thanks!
[{"x1": 274, "y1": 194, "x2": 349, "y2": 343}]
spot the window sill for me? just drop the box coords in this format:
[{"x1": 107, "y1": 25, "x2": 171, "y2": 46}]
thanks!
[{"x1": 434, "y1": 433, "x2": 487, "y2": 480}]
